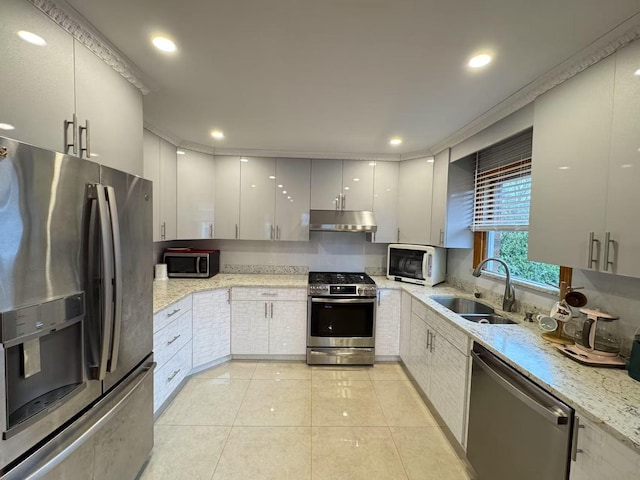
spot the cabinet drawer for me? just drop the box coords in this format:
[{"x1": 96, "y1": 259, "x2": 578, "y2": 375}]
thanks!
[
  {"x1": 411, "y1": 299, "x2": 427, "y2": 320},
  {"x1": 154, "y1": 295, "x2": 193, "y2": 333},
  {"x1": 231, "y1": 287, "x2": 307, "y2": 302},
  {"x1": 154, "y1": 340, "x2": 192, "y2": 413},
  {"x1": 154, "y1": 309, "x2": 193, "y2": 370},
  {"x1": 425, "y1": 308, "x2": 470, "y2": 355}
]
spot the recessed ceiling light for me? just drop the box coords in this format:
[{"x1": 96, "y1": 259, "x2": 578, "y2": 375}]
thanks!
[
  {"x1": 277, "y1": 184, "x2": 283, "y2": 188},
  {"x1": 368, "y1": 162, "x2": 376, "y2": 167},
  {"x1": 177, "y1": 150, "x2": 185, "y2": 155},
  {"x1": 240, "y1": 157, "x2": 248, "y2": 162},
  {"x1": 621, "y1": 164, "x2": 633, "y2": 169},
  {"x1": 468, "y1": 54, "x2": 492, "y2": 68},
  {"x1": 634, "y1": 69, "x2": 640, "y2": 76},
  {"x1": 17, "y1": 30, "x2": 46, "y2": 46},
  {"x1": 389, "y1": 138, "x2": 403, "y2": 146},
  {"x1": 427, "y1": 159, "x2": 434, "y2": 163},
  {"x1": 0, "y1": 123, "x2": 16, "y2": 130},
  {"x1": 210, "y1": 130, "x2": 224, "y2": 139},
  {"x1": 287, "y1": 196, "x2": 291, "y2": 199},
  {"x1": 152, "y1": 36, "x2": 176, "y2": 53},
  {"x1": 269, "y1": 175, "x2": 276, "y2": 180},
  {"x1": 251, "y1": 184, "x2": 256, "y2": 188},
  {"x1": 282, "y1": 190, "x2": 287, "y2": 194},
  {"x1": 344, "y1": 186, "x2": 350, "y2": 191},
  {"x1": 353, "y1": 178, "x2": 360, "y2": 182},
  {"x1": 558, "y1": 166, "x2": 570, "y2": 170}
]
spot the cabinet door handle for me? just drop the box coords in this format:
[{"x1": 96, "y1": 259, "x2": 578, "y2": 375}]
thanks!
[
  {"x1": 377, "y1": 291, "x2": 381, "y2": 306},
  {"x1": 341, "y1": 194, "x2": 346, "y2": 210},
  {"x1": 227, "y1": 288, "x2": 231, "y2": 304},
  {"x1": 430, "y1": 333, "x2": 435, "y2": 352},
  {"x1": 439, "y1": 229, "x2": 444, "y2": 246},
  {"x1": 235, "y1": 224, "x2": 239, "y2": 239},
  {"x1": 261, "y1": 292, "x2": 278, "y2": 297},
  {"x1": 167, "y1": 334, "x2": 181, "y2": 346},
  {"x1": 270, "y1": 302, "x2": 274, "y2": 318},
  {"x1": 335, "y1": 195, "x2": 340, "y2": 211},
  {"x1": 426, "y1": 330, "x2": 431, "y2": 350},
  {"x1": 264, "y1": 302, "x2": 268, "y2": 319},
  {"x1": 161, "y1": 222, "x2": 166, "y2": 240},
  {"x1": 167, "y1": 369, "x2": 181, "y2": 382},
  {"x1": 167, "y1": 308, "x2": 181, "y2": 318},
  {"x1": 79, "y1": 119, "x2": 91, "y2": 159},
  {"x1": 270, "y1": 225, "x2": 275, "y2": 240},
  {"x1": 64, "y1": 113, "x2": 77, "y2": 155},
  {"x1": 209, "y1": 224, "x2": 213, "y2": 238},
  {"x1": 571, "y1": 417, "x2": 585, "y2": 461},
  {"x1": 587, "y1": 232, "x2": 599, "y2": 269},
  {"x1": 276, "y1": 225, "x2": 280, "y2": 240},
  {"x1": 603, "y1": 232, "x2": 615, "y2": 272},
  {"x1": 397, "y1": 228, "x2": 400, "y2": 242}
]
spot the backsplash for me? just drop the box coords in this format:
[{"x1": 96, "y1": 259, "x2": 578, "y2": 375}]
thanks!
[{"x1": 447, "y1": 248, "x2": 640, "y2": 356}]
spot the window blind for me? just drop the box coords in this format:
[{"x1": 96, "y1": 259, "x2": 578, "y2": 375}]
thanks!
[{"x1": 471, "y1": 128, "x2": 533, "y2": 231}]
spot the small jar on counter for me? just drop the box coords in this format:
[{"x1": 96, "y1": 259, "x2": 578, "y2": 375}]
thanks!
[{"x1": 627, "y1": 328, "x2": 640, "y2": 382}]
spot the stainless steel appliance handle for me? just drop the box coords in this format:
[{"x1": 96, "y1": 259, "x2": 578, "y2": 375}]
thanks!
[
  {"x1": 311, "y1": 297, "x2": 376, "y2": 304},
  {"x1": 310, "y1": 348, "x2": 374, "y2": 356},
  {"x1": 471, "y1": 350, "x2": 570, "y2": 426},
  {"x1": 603, "y1": 231, "x2": 614, "y2": 272},
  {"x1": 63, "y1": 113, "x2": 77, "y2": 155},
  {"x1": 93, "y1": 184, "x2": 114, "y2": 381},
  {"x1": 1, "y1": 363, "x2": 156, "y2": 480},
  {"x1": 106, "y1": 186, "x2": 122, "y2": 373}
]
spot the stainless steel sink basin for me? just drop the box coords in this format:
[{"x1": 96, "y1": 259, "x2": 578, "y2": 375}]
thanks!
[
  {"x1": 459, "y1": 314, "x2": 517, "y2": 325},
  {"x1": 431, "y1": 296, "x2": 495, "y2": 315}
]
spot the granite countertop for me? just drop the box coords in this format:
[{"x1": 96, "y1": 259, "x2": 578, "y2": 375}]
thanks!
[{"x1": 152, "y1": 273, "x2": 640, "y2": 453}]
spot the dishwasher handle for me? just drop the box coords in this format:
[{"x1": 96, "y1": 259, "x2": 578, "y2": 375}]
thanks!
[{"x1": 471, "y1": 350, "x2": 570, "y2": 426}]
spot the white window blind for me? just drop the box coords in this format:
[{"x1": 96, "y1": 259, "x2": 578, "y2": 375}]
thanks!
[{"x1": 471, "y1": 128, "x2": 533, "y2": 231}]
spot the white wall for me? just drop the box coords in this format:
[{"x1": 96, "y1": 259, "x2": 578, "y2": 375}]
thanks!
[{"x1": 447, "y1": 248, "x2": 640, "y2": 355}]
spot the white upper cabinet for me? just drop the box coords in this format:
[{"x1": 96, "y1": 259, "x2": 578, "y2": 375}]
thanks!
[
  {"x1": 430, "y1": 149, "x2": 474, "y2": 248},
  {"x1": 74, "y1": 40, "x2": 143, "y2": 176},
  {"x1": 529, "y1": 56, "x2": 615, "y2": 269},
  {"x1": 0, "y1": 0, "x2": 75, "y2": 154},
  {"x1": 274, "y1": 158, "x2": 311, "y2": 241},
  {"x1": 310, "y1": 159, "x2": 374, "y2": 210},
  {"x1": 372, "y1": 161, "x2": 399, "y2": 243},
  {"x1": 214, "y1": 156, "x2": 241, "y2": 239},
  {"x1": 603, "y1": 40, "x2": 640, "y2": 277},
  {"x1": 397, "y1": 157, "x2": 434, "y2": 244},
  {"x1": 240, "y1": 157, "x2": 277, "y2": 240},
  {"x1": 177, "y1": 149, "x2": 215, "y2": 239},
  {"x1": 142, "y1": 130, "x2": 177, "y2": 241}
]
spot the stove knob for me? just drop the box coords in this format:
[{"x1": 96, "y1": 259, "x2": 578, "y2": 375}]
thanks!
[{"x1": 357, "y1": 287, "x2": 363, "y2": 295}]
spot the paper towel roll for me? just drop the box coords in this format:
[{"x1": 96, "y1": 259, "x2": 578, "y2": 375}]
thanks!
[{"x1": 155, "y1": 263, "x2": 168, "y2": 281}]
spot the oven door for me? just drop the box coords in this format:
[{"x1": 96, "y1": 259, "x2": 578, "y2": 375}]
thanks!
[{"x1": 307, "y1": 297, "x2": 376, "y2": 347}]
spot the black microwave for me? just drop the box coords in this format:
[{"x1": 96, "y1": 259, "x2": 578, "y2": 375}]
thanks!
[{"x1": 163, "y1": 249, "x2": 220, "y2": 278}]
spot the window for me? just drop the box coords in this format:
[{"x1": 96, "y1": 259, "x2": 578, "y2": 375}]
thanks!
[{"x1": 471, "y1": 128, "x2": 561, "y2": 288}]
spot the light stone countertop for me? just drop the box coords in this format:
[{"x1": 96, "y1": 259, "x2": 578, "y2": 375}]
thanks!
[{"x1": 153, "y1": 273, "x2": 640, "y2": 453}]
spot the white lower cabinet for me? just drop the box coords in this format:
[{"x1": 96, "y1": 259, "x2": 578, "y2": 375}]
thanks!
[
  {"x1": 401, "y1": 296, "x2": 471, "y2": 447},
  {"x1": 375, "y1": 289, "x2": 401, "y2": 356},
  {"x1": 231, "y1": 288, "x2": 307, "y2": 355},
  {"x1": 192, "y1": 289, "x2": 231, "y2": 368},
  {"x1": 153, "y1": 299, "x2": 193, "y2": 413},
  {"x1": 399, "y1": 291, "x2": 412, "y2": 361},
  {"x1": 570, "y1": 415, "x2": 640, "y2": 480}
]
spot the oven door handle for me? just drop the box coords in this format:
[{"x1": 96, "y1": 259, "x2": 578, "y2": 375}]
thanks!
[{"x1": 310, "y1": 297, "x2": 376, "y2": 304}]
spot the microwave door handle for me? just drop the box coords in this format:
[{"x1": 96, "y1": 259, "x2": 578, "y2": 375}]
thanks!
[
  {"x1": 105, "y1": 186, "x2": 122, "y2": 373},
  {"x1": 422, "y1": 254, "x2": 428, "y2": 279},
  {"x1": 195, "y1": 256, "x2": 200, "y2": 275},
  {"x1": 91, "y1": 184, "x2": 114, "y2": 381}
]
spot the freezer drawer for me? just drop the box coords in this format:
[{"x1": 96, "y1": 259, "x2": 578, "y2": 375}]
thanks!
[{"x1": 1, "y1": 360, "x2": 155, "y2": 480}]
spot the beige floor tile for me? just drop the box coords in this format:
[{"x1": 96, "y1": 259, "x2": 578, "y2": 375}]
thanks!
[
  {"x1": 192, "y1": 360, "x2": 257, "y2": 380},
  {"x1": 234, "y1": 379, "x2": 311, "y2": 426},
  {"x1": 312, "y1": 427, "x2": 408, "y2": 480},
  {"x1": 212, "y1": 427, "x2": 311, "y2": 480},
  {"x1": 311, "y1": 365, "x2": 371, "y2": 381},
  {"x1": 373, "y1": 381, "x2": 439, "y2": 427},
  {"x1": 140, "y1": 425, "x2": 230, "y2": 480},
  {"x1": 253, "y1": 361, "x2": 311, "y2": 380},
  {"x1": 157, "y1": 378, "x2": 249, "y2": 426},
  {"x1": 368, "y1": 362, "x2": 408, "y2": 381},
  {"x1": 391, "y1": 427, "x2": 471, "y2": 480},
  {"x1": 312, "y1": 380, "x2": 386, "y2": 426}
]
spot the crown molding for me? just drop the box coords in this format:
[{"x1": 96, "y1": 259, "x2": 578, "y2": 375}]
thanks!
[
  {"x1": 178, "y1": 140, "x2": 215, "y2": 155},
  {"x1": 143, "y1": 123, "x2": 182, "y2": 147},
  {"x1": 211, "y1": 147, "x2": 401, "y2": 161},
  {"x1": 30, "y1": 0, "x2": 152, "y2": 94},
  {"x1": 400, "y1": 149, "x2": 434, "y2": 161},
  {"x1": 430, "y1": 13, "x2": 640, "y2": 156}
]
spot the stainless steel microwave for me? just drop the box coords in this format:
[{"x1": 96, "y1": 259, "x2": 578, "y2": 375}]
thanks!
[
  {"x1": 387, "y1": 244, "x2": 446, "y2": 286},
  {"x1": 163, "y1": 249, "x2": 220, "y2": 278}
]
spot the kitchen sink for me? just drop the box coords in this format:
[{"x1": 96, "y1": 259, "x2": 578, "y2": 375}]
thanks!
[
  {"x1": 459, "y1": 314, "x2": 517, "y2": 325},
  {"x1": 431, "y1": 296, "x2": 495, "y2": 315}
]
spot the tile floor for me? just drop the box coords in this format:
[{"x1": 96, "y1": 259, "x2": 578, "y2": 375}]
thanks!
[{"x1": 141, "y1": 361, "x2": 471, "y2": 480}]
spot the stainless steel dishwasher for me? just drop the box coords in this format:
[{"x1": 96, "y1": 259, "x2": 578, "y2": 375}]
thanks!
[{"x1": 467, "y1": 343, "x2": 574, "y2": 480}]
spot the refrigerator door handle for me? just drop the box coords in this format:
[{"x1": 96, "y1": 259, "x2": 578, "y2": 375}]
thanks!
[
  {"x1": 91, "y1": 184, "x2": 114, "y2": 381},
  {"x1": 0, "y1": 363, "x2": 156, "y2": 480},
  {"x1": 106, "y1": 185, "x2": 122, "y2": 373}
]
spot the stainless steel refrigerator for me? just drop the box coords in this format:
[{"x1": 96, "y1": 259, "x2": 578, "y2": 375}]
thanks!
[{"x1": 0, "y1": 136, "x2": 154, "y2": 479}]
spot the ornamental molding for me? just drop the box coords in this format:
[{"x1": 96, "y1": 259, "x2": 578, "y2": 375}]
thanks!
[
  {"x1": 30, "y1": 0, "x2": 151, "y2": 94},
  {"x1": 429, "y1": 16, "x2": 640, "y2": 156},
  {"x1": 143, "y1": 122, "x2": 182, "y2": 147},
  {"x1": 211, "y1": 147, "x2": 401, "y2": 162}
]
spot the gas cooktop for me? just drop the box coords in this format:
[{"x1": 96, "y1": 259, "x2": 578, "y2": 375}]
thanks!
[{"x1": 308, "y1": 272, "x2": 377, "y2": 297}]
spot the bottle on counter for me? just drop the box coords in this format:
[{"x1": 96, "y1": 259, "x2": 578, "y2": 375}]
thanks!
[{"x1": 628, "y1": 328, "x2": 640, "y2": 382}]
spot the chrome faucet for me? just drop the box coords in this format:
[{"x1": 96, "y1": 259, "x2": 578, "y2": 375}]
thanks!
[{"x1": 472, "y1": 257, "x2": 516, "y2": 312}]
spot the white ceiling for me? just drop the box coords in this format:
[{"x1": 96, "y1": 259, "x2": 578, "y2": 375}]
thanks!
[{"x1": 64, "y1": 0, "x2": 640, "y2": 156}]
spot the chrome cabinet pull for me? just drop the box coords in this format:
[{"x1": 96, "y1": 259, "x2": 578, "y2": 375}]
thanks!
[
  {"x1": 79, "y1": 119, "x2": 91, "y2": 159},
  {"x1": 397, "y1": 228, "x2": 400, "y2": 242},
  {"x1": 377, "y1": 291, "x2": 381, "y2": 306},
  {"x1": 439, "y1": 229, "x2": 444, "y2": 246},
  {"x1": 264, "y1": 302, "x2": 268, "y2": 318},
  {"x1": 270, "y1": 225, "x2": 275, "y2": 240},
  {"x1": 209, "y1": 224, "x2": 213, "y2": 238},
  {"x1": 571, "y1": 417, "x2": 585, "y2": 461},
  {"x1": 270, "y1": 302, "x2": 274, "y2": 318},
  {"x1": 227, "y1": 288, "x2": 231, "y2": 304},
  {"x1": 426, "y1": 330, "x2": 431, "y2": 350},
  {"x1": 167, "y1": 308, "x2": 181, "y2": 318},
  {"x1": 335, "y1": 195, "x2": 340, "y2": 211},
  {"x1": 167, "y1": 369, "x2": 181, "y2": 382},
  {"x1": 235, "y1": 224, "x2": 239, "y2": 239},
  {"x1": 587, "y1": 232, "x2": 599, "y2": 269},
  {"x1": 341, "y1": 194, "x2": 346, "y2": 210},
  {"x1": 64, "y1": 113, "x2": 77, "y2": 155},
  {"x1": 430, "y1": 333, "x2": 435, "y2": 352},
  {"x1": 167, "y1": 334, "x2": 181, "y2": 346},
  {"x1": 276, "y1": 225, "x2": 280, "y2": 240},
  {"x1": 161, "y1": 222, "x2": 166, "y2": 240},
  {"x1": 261, "y1": 292, "x2": 278, "y2": 297},
  {"x1": 603, "y1": 231, "x2": 615, "y2": 272}
]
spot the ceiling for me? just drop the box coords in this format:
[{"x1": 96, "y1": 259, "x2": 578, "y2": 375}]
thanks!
[{"x1": 64, "y1": 0, "x2": 640, "y2": 156}]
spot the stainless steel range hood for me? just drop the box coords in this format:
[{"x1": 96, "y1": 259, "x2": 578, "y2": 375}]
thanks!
[{"x1": 309, "y1": 210, "x2": 377, "y2": 233}]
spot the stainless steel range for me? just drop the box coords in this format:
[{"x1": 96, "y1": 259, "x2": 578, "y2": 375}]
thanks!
[{"x1": 307, "y1": 272, "x2": 377, "y2": 365}]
